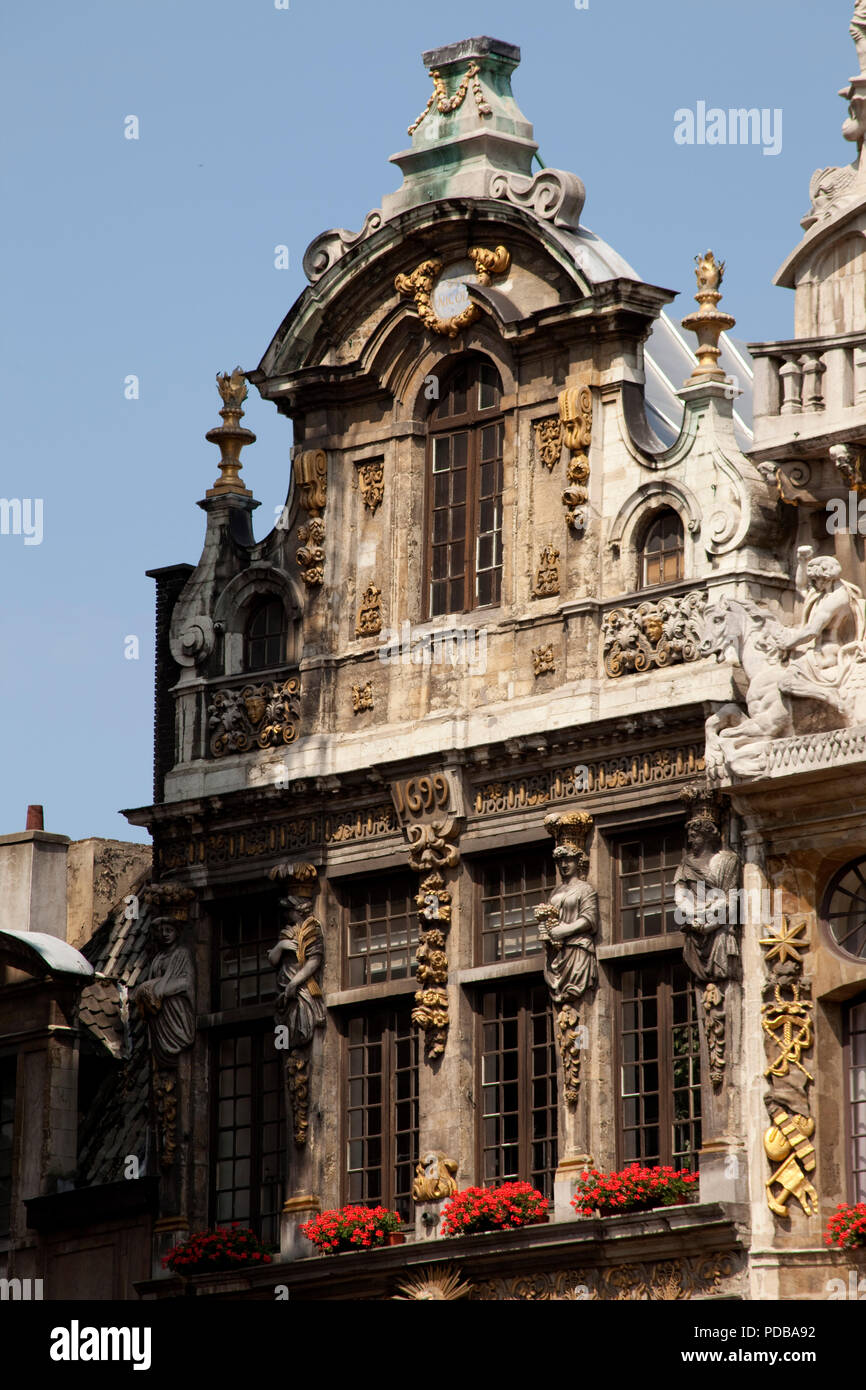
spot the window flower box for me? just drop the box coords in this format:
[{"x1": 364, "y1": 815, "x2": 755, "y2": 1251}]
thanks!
[
  {"x1": 301, "y1": 1204, "x2": 403, "y2": 1254},
  {"x1": 440, "y1": 1182, "x2": 549, "y2": 1236},
  {"x1": 571, "y1": 1164, "x2": 699, "y2": 1217}
]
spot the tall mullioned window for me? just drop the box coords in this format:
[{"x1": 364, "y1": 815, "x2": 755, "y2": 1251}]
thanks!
[
  {"x1": 616, "y1": 961, "x2": 701, "y2": 1169},
  {"x1": 343, "y1": 874, "x2": 416, "y2": 987},
  {"x1": 477, "y1": 984, "x2": 558, "y2": 1198},
  {"x1": 427, "y1": 356, "x2": 504, "y2": 616},
  {"x1": 847, "y1": 998, "x2": 866, "y2": 1202},
  {"x1": 344, "y1": 1008, "x2": 419, "y2": 1221}
]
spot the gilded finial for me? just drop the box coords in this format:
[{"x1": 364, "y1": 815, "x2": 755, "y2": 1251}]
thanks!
[
  {"x1": 206, "y1": 367, "x2": 255, "y2": 498},
  {"x1": 681, "y1": 251, "x2": 735, "y2": 384}
]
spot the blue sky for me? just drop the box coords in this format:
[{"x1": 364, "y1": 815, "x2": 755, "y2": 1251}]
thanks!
[{"x1": 0, "y1": 0, "x2": 856, "y2": 842}]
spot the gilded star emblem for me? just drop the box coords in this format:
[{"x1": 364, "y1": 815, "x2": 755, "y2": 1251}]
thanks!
[{"x1": 759, "y1": 916, "x2": 810, "y2": 966}]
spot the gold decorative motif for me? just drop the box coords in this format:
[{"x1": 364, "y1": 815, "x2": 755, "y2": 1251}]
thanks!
[
  {"x1": 294, "y1": 449, "x2": 327, "y2": 515},
  {"x1": 764, "y1": 1108, "x2": 818, "y2": 1217},
  {"x1": 533, "y1": 545, "x2": 560, "y2": 598},
  {"x1": 759, "y1": 916, "x2": 810, "y2": 968},
  {"x1": 206, "y1": 367, "x2": 255, "y2": 498},
  {"x1": 286, "y1": 1047, "x2": 311, "y2": 1147},
  {"x1": 412, "y1": 1152, "x2": 458, "y2": 1204},
  {"x1": 559, "y1": 386, "x2": 593, "y2": 528},
  {"x1": 297, "y1": 517, "x2": 325, "y2": 587},
  {"x1": 153, "y1": 1069, "x2": 178, "y2": 1170},
  {"x1": 468, "y1": 244, "x2": 510, "y2": 284},
  {"x1": 393, "y1": 1265, "x2": 473, "y2": 1301},
  {"x1": 407, "y1": 62, "x2": 490, "y2": 136},
  {"x1": 355, "y1": 583, "x2": 382, "y2": 637},
  {"x1": 603, "y1": 591, "x2": 708, "y2": 677},
  {"x1": 534, "y1": 416, "x2": 562, "y2": 470},
  {"x1": 407, "y1": 819, "x2": 461, "y2": 871},
  {"x1": 532, "y1": 644, "x2": 556, "y2": 677},
  {"x1": 356, "y1": 458, "x2": 384, "y2": 514},
  {"x1": 394, "y1": 247, "x2": 510, "y2": 338},
  {"x1": 155, "y1": 804, "x2": 399, "y2": 873},
  {"x1": 471, "y1": 1255, "x2": 736, "y2": 1302},
  {"x1": 412, "y1": 870, "x2": 454, "y2": 1057},
  {"x1": 208, "y1": 678, "x2": 301, "y2": 756},
  {"x1": 473, "y1": 745, "x2": 705, "y2": 815},
  {"x1": 761, "y1": 978, "x2": 814, "y2": 1083},
  {"x1": 682, "y1": 251, "x2": 735, "y2": 383},
  {"x1": 351, "y1": 682, "x2": 373, "y2": 713}
]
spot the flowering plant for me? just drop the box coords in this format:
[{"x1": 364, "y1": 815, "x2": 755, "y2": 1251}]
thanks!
[
  {"x1": 162, "y1": 1225, "x2": 273, "y2": 1274},
  {"x1": 440, "y1": 1182, "x2": 549, "y2": 1236},
  {"x1": 571, "y1": 1163, "x2": 699, "y2": 1217},
  {"x1": 824, "y1": 1203, "x2": 866, "y2": 1251},
  {"x1": 301, "y1": 1204, "x2": 402, "y2": 1254}
]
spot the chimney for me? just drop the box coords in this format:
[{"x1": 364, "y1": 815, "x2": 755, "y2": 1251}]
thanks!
[{"x1": 0, "y1": 806, "x2": 70, "y2": 940}]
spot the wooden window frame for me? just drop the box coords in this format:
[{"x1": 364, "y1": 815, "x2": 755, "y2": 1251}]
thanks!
[
  {"x1": 639, "y1": 509, "x2": 685, "y2": 590},
  {"x1": 340, "y1": 1005, "x2": 419, "y2": 1221},
  {"x1": 612, "y1": 956, "x2": 702, "y2": 1170},
  {"x1": 475, "y1": 848, "x2": 556, "y2": 965},
  {"x1": 475, "y1": 981, "x2": 558, "y2": 1198},
  {"x1": 424, "y1": 357, "x2": 504, "y2": 618},
  {"x1": 245, "y1": 597, "x2": 286, "y2": 673},
  {"x1": 209, "y1": 1023, "x2": 285, "y2": 1244},
  {"x1": 341, "y1": 873, "x2": 417, "y2": 989},
  {"x1": 612, "y1": 825, "x2": 684, "y2": 944}
]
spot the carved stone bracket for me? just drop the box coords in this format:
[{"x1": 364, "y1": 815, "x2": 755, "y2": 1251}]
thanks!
[
  {"x1": 294, "y1": 450, "x2": 328, "y2": 515},
  {"x1": 208, "y1": 678, "x2": 301, "y2": 756},
  {"x1": 487, "y1": 167, "x2": 585, "y2": 230},
  {"x1": 603, "y1": 590, "x2": 708, "y2": 677}
]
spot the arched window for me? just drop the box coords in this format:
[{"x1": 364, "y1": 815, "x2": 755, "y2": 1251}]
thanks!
[
  {"x1": 640, "y1": 509, "x2": 684, "y2": 588},
  {"x1": 427, "y1": 357, "x2": 504, "y2": 616},
  {"x1": 822, "y1": 856, "x2": 866, "y2": 961},
  {"x1": 245, "y1": 598, "x2": 285, "y2": 671}
]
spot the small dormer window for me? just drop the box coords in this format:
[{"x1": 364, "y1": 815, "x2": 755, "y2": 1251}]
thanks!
[
  {"x1": 245, "y1": 598, "x2": 285, "y2": 671},
  {"x1": 640, "y1": 510, "x2": 684, "y2": 588}
]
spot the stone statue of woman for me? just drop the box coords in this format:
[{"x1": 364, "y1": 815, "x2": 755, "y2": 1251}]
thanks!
[
  {"x1": 674, "y1": 806, "x2": 741, "y2": 983},
  {"x1": 134, "y1": 916, "x2": 195, "y2": 1067},
  {"x1": 535, "y1": 812, "x2": 598, "y2": 1006},
  {"x1": 268, "y1": 893, "x2": 326, "y2": 1048}
]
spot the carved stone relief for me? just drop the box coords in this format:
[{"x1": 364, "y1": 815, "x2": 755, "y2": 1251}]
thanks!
[
  {"x1": 533, "y1": 545, "x2": 560, "y2": 598},
  {"x1": 603, "y1": 591, "x2": 708, "y2": 678},
  {"x1": 134, "y1": 883, "x2": 196, "y2": 1169},
  {"x1": 759, "y1": 915, "x2": 817, "y2": 1218},
  {"x1": 356, "y1": 457, "x2": 385, "y2": 514},
  {"x1": 355, "y1": 584, "x2": 383, "y2": 638},
  {"x1": 208, "y1": 678, "x2": 301, "y2": 757}
]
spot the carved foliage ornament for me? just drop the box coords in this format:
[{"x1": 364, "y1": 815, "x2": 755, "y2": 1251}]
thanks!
[
  {"x1": 208, "y1": 678, "x2": 301, "y2": 756},
  {"x1": 534, "y1": 416, "x2": 562, "y2": 470},
  {"x1": 408, "y1": 62, "x2": 491, "y2": 136},
  {"x1": 412, "y1": 872, "x2": 452, "y2": 1057},
  {"x1": 351, "y1": 682, "x2": 373, "y2": 714},
  {"x1": 603, "y1": 591, "x2": 708, "y2": 678},
  {"x1": 297, "y1": 517, "x2": 325, "y2": 587},
  {"x1": 559, "y1": 386, "x2": 592, "y2": 530},
  {"x1": 394, "y1": 246, "x2": 511, "y2": 338},
  {"x1": 355, "y1": 583, "x2": 382, "y2": 638},
  {"x1": 356, "y1": 457, "x2": 385, "y2": 513},
  {"x1": 533, "y1": 644, "x2": 556, "y2": 677},
  {"x1": 533, "y1": 545, "x2": 560, "y2": 598},
  {"x1": 471, "y1": 1255, "x2": 735, "y2": 1301}
]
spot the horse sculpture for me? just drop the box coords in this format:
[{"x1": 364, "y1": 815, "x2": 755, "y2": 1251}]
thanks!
[{"x1": 699, "y1": 594, "x2": 865, "y2": 779}]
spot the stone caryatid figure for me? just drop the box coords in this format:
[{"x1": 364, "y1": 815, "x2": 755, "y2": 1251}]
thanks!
[
  {"x1": 674, "y1": 787, "x2": 741, "y2": 1087},
  {"x1": 267, "y1": 861, "x2": 325, "y2": 1146},
  {"x1": 134, "y1": 883, "x2": 196, "y2": 1168},
  {"x1": 534, "y1": 811, "x2": 598, "y2": 1104},
  {"x1": 769, "y1": 552, "x2": 866, "y2": 698},
  {"x1": 852, "y1": 1, "x2": 866, "y2": 74}
]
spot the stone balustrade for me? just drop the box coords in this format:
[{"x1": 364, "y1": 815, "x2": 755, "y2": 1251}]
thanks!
[{"x1": 750, "y1": 330, "x2": 866, "y2": 455}]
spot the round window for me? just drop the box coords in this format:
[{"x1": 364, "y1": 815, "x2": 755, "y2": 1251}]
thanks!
[{"x1": 822, "y1": 857, "x2": 866, "y2": 961}]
